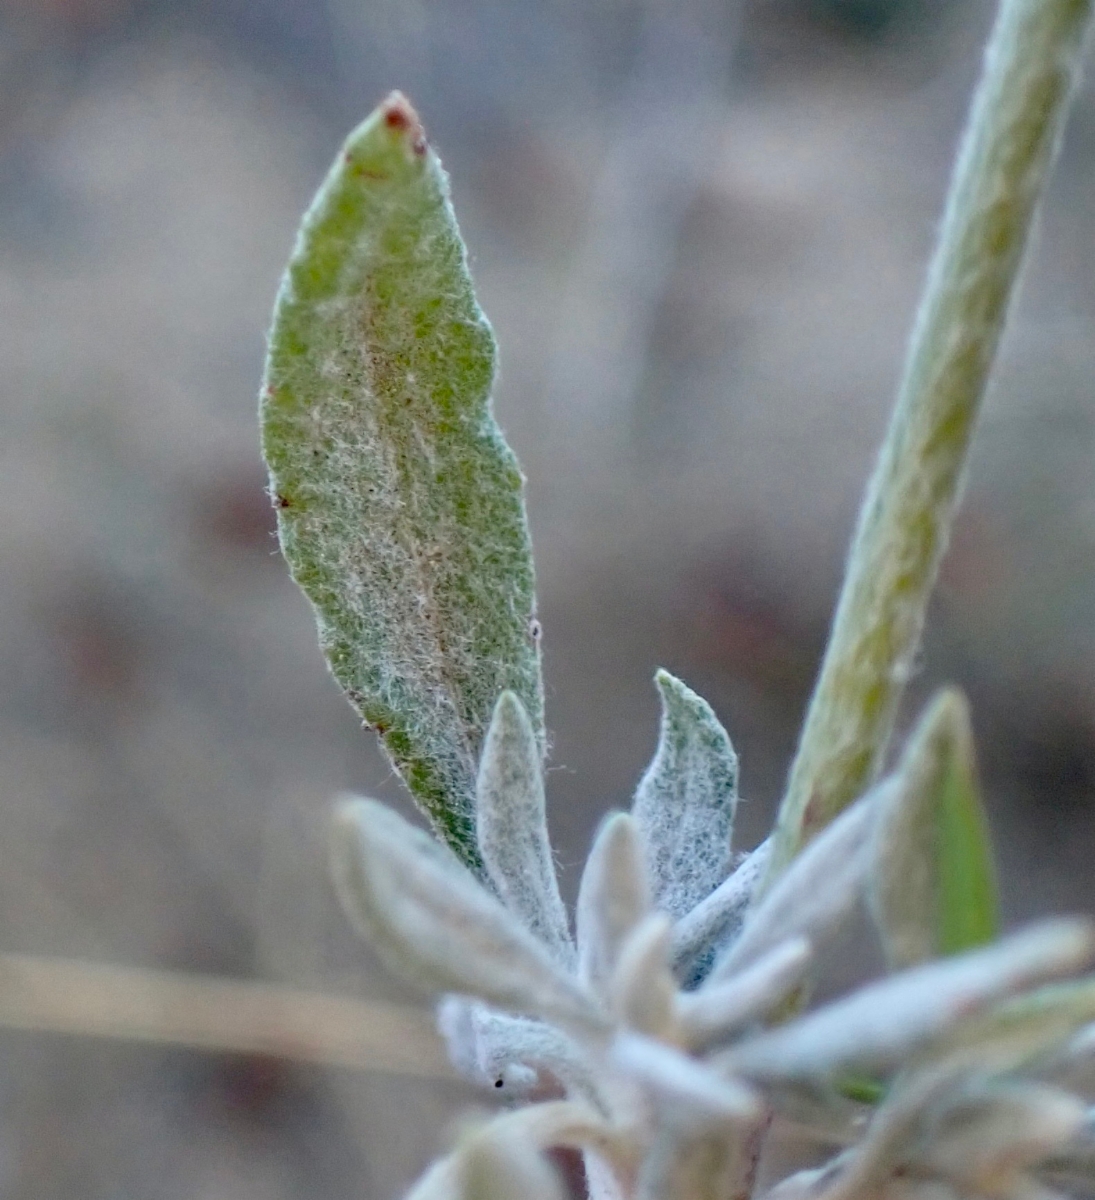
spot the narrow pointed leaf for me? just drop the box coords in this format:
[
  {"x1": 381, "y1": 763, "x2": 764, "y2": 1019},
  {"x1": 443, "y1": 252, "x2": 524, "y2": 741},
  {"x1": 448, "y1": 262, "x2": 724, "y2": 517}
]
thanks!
[
  {"x1": 678, "y1": 937, "x2": 811, "y2": 1050},
  {"x1": 870, "y1": 689, "x2": 998, "y2": 969},
  {"x1": 713, "y1": 789, "x2": 879, "y2": 980},
  {"x1": 577, "y1": 813, "x2": 651, "y2": 997},
  {"x1": 611, "y1": 914, "x2": 677, "y2": 1039},
  {"x1": 261, "y1": 92, "x2": 542, "y2": 871},
  {"x1": 724, "y1": 919, "x2": 1094, "y2": 1085},
  {"x1": 330, "y1": 798, "x2": 603, "y2": 1030},
  {"x1": 612, "y1": 1033, "x2": 759, "y2": 1126},
  {"x1": 476, "y1": 692, "x2": 572, "y2": 964},
  {"x1": 670, "y1": 839, "x2": 771, "y2": 987},
  {"x1": 632, "y1": 671, "x2": 739, "y2": 919}
]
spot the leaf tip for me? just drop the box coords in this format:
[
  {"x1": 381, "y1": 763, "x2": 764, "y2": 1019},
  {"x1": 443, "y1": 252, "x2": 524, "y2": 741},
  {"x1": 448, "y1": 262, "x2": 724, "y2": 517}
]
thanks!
[
  {"x1": 328, "y1": 795, "x2": 381, "y2": 940},
  {"x1": 653, "y1": 667, "x2": 696, "y2": 714},
  {"x1": 490, "y1": 689, "x2": 529, "y2": 733},
  {"x1": 378, "y1": 90, "x2": 427, "y2": 155}
]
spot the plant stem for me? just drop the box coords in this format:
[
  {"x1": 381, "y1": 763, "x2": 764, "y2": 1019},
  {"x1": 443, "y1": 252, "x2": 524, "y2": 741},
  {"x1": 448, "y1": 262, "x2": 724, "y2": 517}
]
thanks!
[{"x1": 765, "y1": 0, "x2": 1094, "y2": 887}]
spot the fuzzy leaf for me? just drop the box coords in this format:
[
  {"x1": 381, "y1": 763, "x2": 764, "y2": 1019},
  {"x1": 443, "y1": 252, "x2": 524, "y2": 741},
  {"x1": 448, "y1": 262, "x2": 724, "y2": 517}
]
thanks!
[
  {"x1": 611, "y1": 914, "x2": 678, "y2": 1040},
  {"x1": 724, "y1": 919, "x2": 1095, "y2": 1085},
  {"x1": 261, "y1": 92, "x2": 542, "y2": 871},
  {"x1": 612, "y1": 1033, "x2": 759, "y2": 1126},
  {"x1": 330, "y1": 798, "x2": 603, "y2": 1030},
  {"x1": 436, "y1": 997, "x2": 594, "y2": 1100},
  {"x1": 870, "y1": 689, "x2": 998, "y2": 969},
  {"x1": 678, "y1": 937, "x2": 811, "y2": 1050},
  {"x1": 632, "y1": 671, "x2": 739, "y2": 919},
  {"x1": 712, "y1": 789, "x2": 879, "y2": 981},
  {"x1": 670, "y1": 839, "x2": 771, "y2": 987},
  {"x1": 477, "y1": 692, "x2": 572, "y2": 964},
  {"x1": 577, "y1": 813, "x2": 652, "y2": 997}
]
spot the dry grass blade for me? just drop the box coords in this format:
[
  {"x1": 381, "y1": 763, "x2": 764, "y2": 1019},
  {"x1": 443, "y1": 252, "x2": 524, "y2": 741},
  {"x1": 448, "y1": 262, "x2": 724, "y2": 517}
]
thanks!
[{"x1": 0, "y1": 953, "x2": 454, "y2": 1079}]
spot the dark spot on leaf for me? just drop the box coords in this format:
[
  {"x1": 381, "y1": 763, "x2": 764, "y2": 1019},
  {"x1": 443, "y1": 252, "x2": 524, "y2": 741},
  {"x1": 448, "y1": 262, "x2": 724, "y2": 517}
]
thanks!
[
  {"x1": 380, "y1": 91, "x2": 427, "y2": 156},
  {"x1": 383, "y1": 106, "x2": 411, "y2": 132}
]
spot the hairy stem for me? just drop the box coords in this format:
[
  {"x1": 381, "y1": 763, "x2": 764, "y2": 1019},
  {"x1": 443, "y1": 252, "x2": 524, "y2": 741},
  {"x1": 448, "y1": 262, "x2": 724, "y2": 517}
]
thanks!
[{"x1": 766, "y1": 0, "x2": 1094, "y2": 886}]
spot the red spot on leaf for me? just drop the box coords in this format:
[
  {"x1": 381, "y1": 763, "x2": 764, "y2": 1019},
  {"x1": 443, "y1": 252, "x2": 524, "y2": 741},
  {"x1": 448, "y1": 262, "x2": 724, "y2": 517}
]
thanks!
[{"x1": 380, "y1": 91, "x2": 427, "y2": 155}]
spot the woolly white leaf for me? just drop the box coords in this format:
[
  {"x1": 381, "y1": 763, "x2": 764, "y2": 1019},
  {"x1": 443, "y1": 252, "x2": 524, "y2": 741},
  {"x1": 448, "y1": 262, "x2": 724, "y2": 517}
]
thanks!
[
  {"x1": 330, "y1": 798, "x2": 604, "y2": 1030},
  {"x1": 678, "y1": 937, "x2": 812, "y2": 1050},
  {"x1": 712, "y1": 790, "x2": 879, "y2": 981},
  {"x1": 612, "y1": 1033, "x2": 759, "y2": 1126},
  {"x1": 476, "y1": 692, "x2": 573, "y2": 965},
  {"x1": 724, "y1": 919, "x2": 1095, "y2": 1085},
  {"x1": 632, "y1": 671, "x2": 739, "y2": 920},
  {"x1": 611, "y1": 914, "x2": 678, "y2": 1040},
  {"x1": 670, "y1": 840, "x2": 771, "y2": 987},
  {"x1": 577, "y1": 813, "x2": 651, "y2": 997},
  {"x1": 436, "y1": 996, "x2": 595, "y2": 1100}
]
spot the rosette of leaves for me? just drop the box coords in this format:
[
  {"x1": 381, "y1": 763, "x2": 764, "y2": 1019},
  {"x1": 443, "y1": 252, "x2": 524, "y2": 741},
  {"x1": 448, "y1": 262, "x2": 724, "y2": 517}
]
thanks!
[
  {"x1": 260, "y1": 3, "x2": 1095, "y2": 1198},
  {"x1": 327, "y1": 684, "x2": 1095, "y2": 1200}
]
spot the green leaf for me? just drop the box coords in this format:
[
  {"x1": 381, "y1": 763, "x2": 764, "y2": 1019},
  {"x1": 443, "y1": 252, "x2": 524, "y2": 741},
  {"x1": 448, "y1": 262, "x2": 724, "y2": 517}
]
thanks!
[
  {"x1": 836, "y1": 1075, "x2": 886, "y2": 1106},
  {"x1": 869, "y1": 688, "x2": 999, "y2": 968},
  {"x1": 261, "y1": 93, "x2": 543, "y2": 870}
]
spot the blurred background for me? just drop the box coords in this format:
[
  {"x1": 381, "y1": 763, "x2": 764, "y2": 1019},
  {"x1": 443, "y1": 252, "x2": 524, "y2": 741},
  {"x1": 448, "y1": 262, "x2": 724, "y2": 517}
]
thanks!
[{"x1": 1, "y1": 0, "x2": 1095, "y2": 1194}]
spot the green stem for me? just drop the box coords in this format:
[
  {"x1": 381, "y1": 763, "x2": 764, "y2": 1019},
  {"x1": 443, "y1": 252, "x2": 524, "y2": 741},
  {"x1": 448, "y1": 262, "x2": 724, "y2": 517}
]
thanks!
[{"x1": 765, "y1": 0, "x2": 1094, "y2": 887}]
